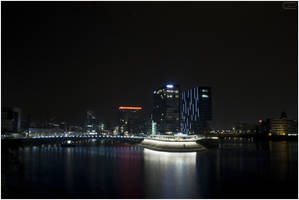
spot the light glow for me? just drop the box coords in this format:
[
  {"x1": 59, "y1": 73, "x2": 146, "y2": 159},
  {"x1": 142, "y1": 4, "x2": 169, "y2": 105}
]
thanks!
[
  {"x1": 143, "y1": 148, "x2": 197, "y2": 156},
  {"x1": 166, "y1": 84, "x2": 174, "y2": 88},
  {"x1": 119, "y1": 106, "x2": 142, "y2": 110},
  {"x1": 142, "y1": 138, "x2": 205, "y2": 151},
  {"x1": 288, "y1": 133, "x2": 297, "y2": 136}
]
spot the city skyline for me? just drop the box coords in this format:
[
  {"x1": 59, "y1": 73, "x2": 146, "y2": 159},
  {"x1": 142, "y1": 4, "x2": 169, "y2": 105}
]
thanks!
[
  {"x1": 1, "y1": 2, "x2": 298, "y2": 199},
  {"x1": 2, "y1": 1, "x2": 298, "y2": 129}
]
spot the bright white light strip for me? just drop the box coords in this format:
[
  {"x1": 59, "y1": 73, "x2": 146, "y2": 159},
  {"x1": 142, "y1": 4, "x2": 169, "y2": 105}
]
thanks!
[
  {"x1": 143, "y1": 148, "x2": 197, "y2": 156},
  {"x1": 166, "y1": 84, "x2": 174, "y2": 88},
  {"x1": 143, "y1": 138, "x2": 199, "y2": 146},
  {"x1": 142, "y1": 139, "x2": 204, "y2": 151}
]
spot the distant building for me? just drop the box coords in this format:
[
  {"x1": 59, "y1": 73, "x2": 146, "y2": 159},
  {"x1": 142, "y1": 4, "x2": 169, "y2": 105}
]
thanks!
[
  {"x1": 97, "y1": 122, "x2": 112, "y2": 134},
  {"x1": 140, "y1": 114, "x2": 154, "y2": 135},
  {"x1": 28, "y1": 127, "x2": 64, "y2": 137},
  {"x1": 270, "y1": 118, "x2": 288, "y2": 136},
  {"x1": 99, "y1": 122, "x2": 105, "y2": 132},
  {"x1": 84, "y1": 110, "x2": 98, "y2": 133},
  {"x1": 69, "y1": 125, "x2": 83, "y2": 132},
  {"x1": 152, "y1": 84, "x2": 180, "y2": 135},
  {"x1": 270, "y1": 112, "x2": 290, "y2": 136},
  {"x1": 59, "y1": 121, "x2": 68, "y2": 132},
  {"x1": 256, "y1": 112, "x2": 297, "y2": 136},
  {"x1": 118, "y1": 106, "x2": 143, "y2": 135},
  {"x1": 21, "y1": 114, "x2": 31, "y2": 132},
  {"x1": 181, "y1": 86, "x2": 212, "y2": 134},
  {"x1": 256, "y1": 119, "x2": 271, "y2": 135},
  {"x1": 287, "y1": 120, "x2": 298, "y2": 135},
  {"x1": 1, "y1": 107, "x2": 21, "y2": 133},
  {"x1": 234, "y1": 121, "x2": 257, "y2": 134},
  {"x1": 46, "y1": 112, "x2": 59, "y2": 128}
]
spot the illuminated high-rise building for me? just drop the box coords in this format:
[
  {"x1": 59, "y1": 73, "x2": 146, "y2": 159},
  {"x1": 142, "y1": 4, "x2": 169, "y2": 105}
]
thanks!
[
  {"x1": 118, "y1": 106, "x2": 143, "y2": 135},
  {"x1": 152, "y1": 84, "x2": 180, "y2": 135},
  {"x1": 181, "y1": 86, "x2": 212, "y2": 134}
]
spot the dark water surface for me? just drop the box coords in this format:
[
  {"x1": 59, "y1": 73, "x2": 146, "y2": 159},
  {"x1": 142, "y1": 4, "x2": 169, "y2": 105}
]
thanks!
[{"x1": 2, "y1": 139, "x2": 298, "y2": 198}]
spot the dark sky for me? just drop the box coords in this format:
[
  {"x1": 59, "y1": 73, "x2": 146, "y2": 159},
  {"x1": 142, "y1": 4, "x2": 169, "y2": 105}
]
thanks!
[{"x1": 2, "y1": 1, "x2": 298, "y2": 128}]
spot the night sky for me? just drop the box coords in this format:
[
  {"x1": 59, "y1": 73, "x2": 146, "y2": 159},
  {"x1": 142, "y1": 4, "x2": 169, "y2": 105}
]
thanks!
[{"x1": 2, "y1": 1, "x2": 298, "y2": 128}]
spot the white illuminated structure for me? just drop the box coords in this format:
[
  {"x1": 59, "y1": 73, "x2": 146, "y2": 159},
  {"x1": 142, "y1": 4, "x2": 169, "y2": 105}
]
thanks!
[
  {"x1": 166, "y1": 84, "x2": 174, "y2": 88},
  {"x1": 140, "y1": 135, "x2": 207, "y2": 152}
]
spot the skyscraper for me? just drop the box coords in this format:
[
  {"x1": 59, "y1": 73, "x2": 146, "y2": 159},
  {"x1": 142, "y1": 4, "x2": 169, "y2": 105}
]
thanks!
[
  {"x1": 152, "y1": 84, "x2": 180, "y2": 135},
  {"x1": 118, "y1": 106, "x2": 143, "y2": 135},
  {"x1": 181, "y1": 86, "x2": 212, "y2": 134}
]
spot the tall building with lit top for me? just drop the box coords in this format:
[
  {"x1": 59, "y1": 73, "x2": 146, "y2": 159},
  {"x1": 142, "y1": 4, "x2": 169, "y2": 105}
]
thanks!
[
  {"x1": 118, "y1": 106, "x2": 143, "y2": 135},
  {"x1": 181, "y1": 86, "x2": 212, "y2": 134},
  {"x1": 153, "y1": 84, "x2": 180, "y2": 135}
]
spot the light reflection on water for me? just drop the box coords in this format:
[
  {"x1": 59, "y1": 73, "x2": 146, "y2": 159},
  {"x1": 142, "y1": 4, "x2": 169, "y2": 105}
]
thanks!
[
  {"x1": 143, "y1": 149, "x2": 197, "y2": 198},
  {"x1": 2, "y1": 140, "x2": 298, "y2": 198},
  {"x1": 143, "y1": 148, "x2": 198, "y2": 198}
]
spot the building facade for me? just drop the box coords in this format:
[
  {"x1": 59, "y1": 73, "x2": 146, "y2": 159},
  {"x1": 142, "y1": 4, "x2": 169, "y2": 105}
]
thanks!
[
  {"x1": 118, "y1": 106, "x2": 143, "y2": 135},
  {"x1": 287, "y1": 120, "x2": 298, "y2": 135},
  {"x1": 270, "y1": 112, "x2": 297, "y2": 136},
  {"x1": 255, "y1": 119, "x2": 271, "y2": 136},
  {"x1": 1, "y1": 107, "x2": 22, "y2": 133},
  {"x1": 152, "y1": 84, "x2": 180, "y2": 135},
  {"x1": 84, "y1": 110, "x2": 98, "y2": 133},
  {"x1": 181, "y1": 86, "x2": 212, "y2": 134},
  {"x1": 270, "y1": 118, "x2": 288, "y2": 136}
]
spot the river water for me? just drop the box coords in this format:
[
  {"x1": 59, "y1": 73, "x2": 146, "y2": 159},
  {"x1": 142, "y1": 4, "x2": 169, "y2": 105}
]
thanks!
[{"x1": 2, "y1": 139, "x2": 298, "y2": 198}]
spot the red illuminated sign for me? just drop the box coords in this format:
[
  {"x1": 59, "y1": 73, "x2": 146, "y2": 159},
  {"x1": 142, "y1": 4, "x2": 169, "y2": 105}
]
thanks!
[{"x1": 119, "y1": 106, "x2": 142, "y2": 110}]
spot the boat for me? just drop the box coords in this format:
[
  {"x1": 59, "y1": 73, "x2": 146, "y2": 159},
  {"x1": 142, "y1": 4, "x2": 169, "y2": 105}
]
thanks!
[{"x1": 139, "y1": 135, "x2": 212, "y2": 152}]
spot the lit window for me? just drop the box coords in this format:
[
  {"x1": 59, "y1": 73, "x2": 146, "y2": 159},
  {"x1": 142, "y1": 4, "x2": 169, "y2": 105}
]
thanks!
[
  {"x1": 202, "y1": 89, "x2": 208, "y2": 92},
  {"x1": 175, "y1": 95, "x2": 179, "y2": 98},
  {"x1": 202, "y1": 94, "x2": 209, "y2": 98},
  {"x1": 175, "y1": 90, "x2": 179, "y2": 93}
]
